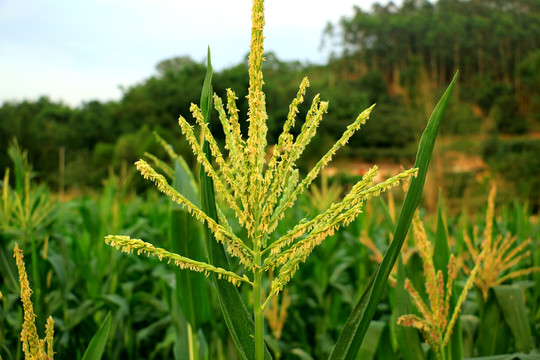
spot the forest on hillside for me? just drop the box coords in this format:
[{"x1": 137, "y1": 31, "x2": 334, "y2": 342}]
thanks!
[{"x1": 1, "y1": 0, "x2": 539, "y2": 204}]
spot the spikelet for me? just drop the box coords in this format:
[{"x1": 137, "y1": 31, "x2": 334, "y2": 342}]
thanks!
[
  {"x1": 463, "y1": 184, "x2": 540, "y2": 299},
  {"x1": 267, "y1": 168, "x2": 417, "y2": 293},
  {"x1": 153, "y1": 131, "x2": 180, "y2": 162},
  {"x1": 268, "y1": 105, "x2": 375, "y2": 228},
  {"x1": 225, "y1": 89, "x2": 247, "y2": 185},
  {"x1": 190, "y1": 104, "x2": 243, "y2": 198},
  {"x1": 45, "y1": 316, "x2": 54, "y2": 358},
  {"x1": 105, "y1": 236, "x2": 251, "y2": 286},
  {"x1": 264, "y1": 287, "x2": 291, "y2": 340},
  {"x1": 144, "y1": 152, "x2": 174, "y2": 179},
  {"x1": 264, "y1": 77, "x2": 309, "y2": 190},
  {"x1": 14, "y1": 244, "x2": 55, "y2": 359},
  {"x1": 178, "y1": 115, "x2": 247, "y2": 226},
  {"x1": 258, "y1": 98, "x2": 329, "y2": 234},
  {"x1": 213, "y1": 93, "x2": 245, "y2": 171},
  {"x1": 264, "y1": 166, "x2": 380, "y2": 263},
  {"x1": 135, "y1": 159, "x2": 253, "y2": 267}
]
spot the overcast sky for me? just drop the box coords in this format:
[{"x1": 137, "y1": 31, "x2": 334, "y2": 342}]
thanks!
[{"x1": 0, "y1": 0, "x2": 400, "y2": 106}]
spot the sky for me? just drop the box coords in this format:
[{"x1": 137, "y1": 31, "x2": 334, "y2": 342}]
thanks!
[{"x1": 0, "y1": 0, "x2": 400, "y2": 107}]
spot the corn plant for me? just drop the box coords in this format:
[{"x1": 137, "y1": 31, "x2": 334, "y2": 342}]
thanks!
[
  {"x1": 10, "y1": 244, "x2": 113, "y2": 360},
  {"x1": 462, "y1": 184, "x2": 540, "y2": 299},
  {"x1": 105, "y1": 0, "x2": 456, "y2": 358},
  {"x1": 13, "y1": 243, "x2": 55, "y2": 360},
  {"x1": 1, "y1": 141, "x2": 55, "y2": 339},
  {"x1": 462, "y1": 184, "x2": 540, "y2": 357},
  {"x1": 397, "y1": 213, "x2": 484, "y2": 360}
]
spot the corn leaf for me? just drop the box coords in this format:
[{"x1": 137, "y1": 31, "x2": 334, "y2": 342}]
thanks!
[
  {"x1": 433, "y1": 191, "x2": 450, "y2": 276},
  {"x1": 170, "y1": 161, "x2": 210, "y2": 330},
  {"x1": 81, "y1": 312, "x2": 112, "y2": 360},
  {"x1": 357, "y1": 321, "x2": 386, "y2": 360},
  {"x1": 329, "y1": 72, "x2": 458, "y2": 360},
  {"x1": 477, "y1": 289, "x2": 512, "y2": 356},
  {"x1": 493, "y1": 285, "x2": 531, "y2": 353},
  {"x1": 199, "y1": 48, "x2": 272, "y2": 360}
]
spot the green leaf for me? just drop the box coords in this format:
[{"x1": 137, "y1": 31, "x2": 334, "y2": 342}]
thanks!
[
  {"x1": 358, "y1": 321, "x2": 386, "y2": 360},
  {"x1": 377, "y1": 196, "x2": 396, "y2": 233},
  {"x1": 376, "y1": 323, "x2": 395, "y2": 359},
  {"x1": 198, "y1": 48, "x2": 272, "y2": 360},
  {"x1": 461, "y1": 315, "x2": 479, "y2": 358},
  {"x1": 81, "y1": 312, "x2": 112, "y2": 360},
  {"x1": 170, "y1": 162, "x2": 210, "y2": 330},
  {"x1": 493, "y1": 285, "x2": 531, "y2": 353},
  {"x1": 477, "y1": 290, "x2": 512, "y2": 356},
  {"x1": 329, "y1": 72, "x2": 458, "y2": 360},
  {"x1": 0, "y1": 245, "x2": 19, "y2": 292},
  {"x1": 433, "y1": 191, "x2": 450, "y2": 276}
]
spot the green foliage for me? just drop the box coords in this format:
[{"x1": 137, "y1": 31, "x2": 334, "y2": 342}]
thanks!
[
  {"x1": 482, "y1": 138, "x2": 540, "y2": 207},
  {"x1": 1, "y1": 150, "x2": 539, "y2": 358},
  {"x1": 518, "y1": 50, "x2": 540, "y2": 122},
  {"x1": 441, "y1": 102, "x2": 481, "y2": 135},
  {"x1": 491, "y1": 93, "x2": 528, "y2": 135},
  {"x1": 326, "y1": 0, "x2": 540, "y2": 87}
]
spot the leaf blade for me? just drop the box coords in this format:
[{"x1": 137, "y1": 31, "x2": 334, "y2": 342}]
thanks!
[
  {"x1": 329, "y1": 72, "x2": 458, "y2": 360},
  {"x1": 81, "y1": 312, "x2": 112, "y2": 360},
  {"x1": 170, "y1": 161, "x2": 210, "y2": 330}
]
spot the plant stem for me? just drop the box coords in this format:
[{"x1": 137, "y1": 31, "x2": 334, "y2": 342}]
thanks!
[
  {"x1": 187, "y1": 322, "x2": 198, "y2": 360},
  {"x1": 253, "y1": 251, "x2": 264, "y2": 360},
  {"x1": 439, "y1": 340, "x2": 447, "y2": 360}
]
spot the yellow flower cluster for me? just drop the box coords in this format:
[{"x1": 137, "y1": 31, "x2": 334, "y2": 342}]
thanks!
[
  {"x1": 106, "y1": 0, "x2": 417, "y2": 313},
  {"x1": 14, "y1": 244, "x2": 55, "y2": 359},
  {"x1": 398, "y1": 214, "x2": 484, "y2": 359},
  {"x1": 463, "y1": 184, "x2": 540, "y2": 299}
]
